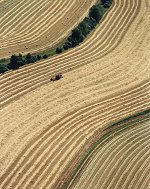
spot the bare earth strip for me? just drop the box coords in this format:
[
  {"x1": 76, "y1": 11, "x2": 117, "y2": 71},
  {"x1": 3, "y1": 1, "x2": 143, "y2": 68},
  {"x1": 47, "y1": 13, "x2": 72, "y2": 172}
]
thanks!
[
  {"x1": 0, "y1": 0, "x2": 150, "y2": 189},
  {"x1": 0, "y1": 0, "x2": 97, "y2": 58}
]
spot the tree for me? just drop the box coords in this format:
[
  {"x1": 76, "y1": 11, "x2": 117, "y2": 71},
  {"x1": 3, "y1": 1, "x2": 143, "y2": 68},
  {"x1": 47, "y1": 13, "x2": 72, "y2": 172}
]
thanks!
[
  {"x1": 18, "y1": 53, "x2": 25, "y2": 65},
  {"x1": 25, "y1": 53, "x2": 37, "y2": 63},
  {"x1": 79, "y1": 34, "x2": 85, "y2": 43},
  {"x1": 32, "y1": 56, "x2": 37, "y2": 63},
  {"x1": 37, "y1": 54, "x2": 41, "y2": 60},
  {"x1": 9, "y1": 54, "x2": 25, "y2": 69},
  {"x1": 101, "y1": 0, "x2": 109, "y2": 4},
  {"x1": 70, "y1": 38, "x2": 79, "y2": 47},
  {"x1": 9, "y1": 54, "x2": 20, "y2": 69},
  {"x1": 19, "y1": 53, "x2": 23, "y2": 57},
  {"x1": 43, "y1": 54, "x2": 48, "y2": 59},
  {"x1": 25, "y1": 53, "x2": 32, "y2": 63},
  {"x1": 79, "y1": 22, "x2": 90, "y2": 37},
  {"x1": 72, "y1": 28, "x2": 82, "y2": 40},
  {"x1": 101, "y1": 0, "x2": 112, "y2": 7},
  {"x1": 103, "y1": 3, "x2": 110, "y2": 8},
  {"x1": 89, "y1": 5, "x2": 102, "y2": 22},
  {"x1": 86, "y1": 17, "x2": 97, "y2": 29},
  {"x1": 0, "y1": 63, "x2": 9, "y2": 73},
  {"x1": 63, "y1": 41, "x2": 72, "y2": 50},
  {"x1": 56, "y1": 47, "x2": 62, "y2": 54}
]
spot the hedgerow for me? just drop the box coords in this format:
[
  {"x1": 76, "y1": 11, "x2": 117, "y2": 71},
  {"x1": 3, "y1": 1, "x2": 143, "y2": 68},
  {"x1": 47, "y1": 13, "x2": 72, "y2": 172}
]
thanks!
[{"x1": 0, "y1": 0, "x2": 113, "y2": 74}]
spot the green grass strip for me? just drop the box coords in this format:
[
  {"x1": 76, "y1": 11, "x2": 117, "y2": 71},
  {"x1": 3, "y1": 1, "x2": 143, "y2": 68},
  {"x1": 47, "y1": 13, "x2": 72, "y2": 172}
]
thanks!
[{"x1": 63, "y1": 108, "x2": 150, "y2": 189}]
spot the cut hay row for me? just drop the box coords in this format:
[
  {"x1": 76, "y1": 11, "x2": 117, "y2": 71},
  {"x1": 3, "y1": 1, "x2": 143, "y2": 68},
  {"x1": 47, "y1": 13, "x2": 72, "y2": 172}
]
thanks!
[
  {"x1": 0, "y1": 83, "x2": 149, "y2": 189},
  {"x1": 71, "y1": 118, "x2": 150, "y2": 189},
  {"x1": 0, "y1": 0, "x2": 144, "y2": 106},
  {"x1": 0, "y1": 0, "x2": 75, "y2": 43},
  {"x1": 0, "y1": 0, "x2": 150, "y2": 189},
  {"x1": 0, "y1": 0, "x2": 96, "y2": 57},
  {"x1": 66, "y1": 116, "x2": 150, "y2": 188},
  {"x1": 101, "y1": 137, "x2": 149, "y2": 189},
  {"x1": 0, "y1": 0, "x2": 137, "y2": 81}
]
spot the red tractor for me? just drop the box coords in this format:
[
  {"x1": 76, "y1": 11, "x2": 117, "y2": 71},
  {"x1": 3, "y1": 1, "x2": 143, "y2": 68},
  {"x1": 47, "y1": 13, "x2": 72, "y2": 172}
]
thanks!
[{"x1": 50, "y1": 73, "x2": 63, "y2": 81}]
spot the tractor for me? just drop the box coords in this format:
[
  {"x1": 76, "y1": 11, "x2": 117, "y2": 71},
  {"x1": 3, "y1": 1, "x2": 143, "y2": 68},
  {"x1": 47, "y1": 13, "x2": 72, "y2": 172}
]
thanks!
[{"x1": 50, "y1": 73, "x2": 63, "y2": 81}]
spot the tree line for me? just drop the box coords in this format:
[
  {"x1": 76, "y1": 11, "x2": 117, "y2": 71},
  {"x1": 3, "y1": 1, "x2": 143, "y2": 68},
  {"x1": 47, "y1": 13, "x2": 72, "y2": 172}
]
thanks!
[
  {"x1": 0, "y1": 0, "x2": 112, "y2": 74},
  {"x1": 56, "y1": 0, "x2": 113, "y2": 53},
  {"x1": 0, "y1": 53, "x2": 48, "y2": 73}
]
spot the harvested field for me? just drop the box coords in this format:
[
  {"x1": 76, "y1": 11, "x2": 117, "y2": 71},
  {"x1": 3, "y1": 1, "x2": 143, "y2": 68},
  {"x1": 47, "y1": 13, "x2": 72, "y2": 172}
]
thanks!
[
  {"x1": 70, "y1": 117, "x2": 150, "y2": 189},
  {"x1": 0, "y1": 0, "x2": 97, "y2": 58},
  {"x1": 0, "y1": 0, "x2": 150, "y2": 189}
]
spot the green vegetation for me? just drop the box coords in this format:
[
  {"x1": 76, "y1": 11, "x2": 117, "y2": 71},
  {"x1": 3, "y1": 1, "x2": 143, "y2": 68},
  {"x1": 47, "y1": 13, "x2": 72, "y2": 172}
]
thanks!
[
  {"x1": 105, "y1": 108, "x2": 150, "y2": 130},
  {"x1": 0, "y1": 63, "x2": 9, "y2": 74},
  {"x1": 61, "y1": 0, "x2": 112, "y2": 52},
  {"x1": 56, "y1": 47, "x2": 63, "y2": 54},
  {"x1": 62, "y1": 108, "x2": 150, "y2": 189},
  {"x1": 0, "y1": 0, "x2": 113, "y2": 74},
  {"x1": 43, "y1": 54, "x2": 48, "y2": 59}
]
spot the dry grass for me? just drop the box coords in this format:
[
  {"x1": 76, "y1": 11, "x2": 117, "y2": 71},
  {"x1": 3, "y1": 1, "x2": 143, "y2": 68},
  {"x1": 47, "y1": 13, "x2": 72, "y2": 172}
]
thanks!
[
  {"x1": 0, "y1": 0, "x2": 150, "y2": 188},
  {"x1": 71, "y1": 117, "x2": 150, "y2": 189},
  {"x1": 0, "y1": 0, "x2": 97, "y2": 58}
]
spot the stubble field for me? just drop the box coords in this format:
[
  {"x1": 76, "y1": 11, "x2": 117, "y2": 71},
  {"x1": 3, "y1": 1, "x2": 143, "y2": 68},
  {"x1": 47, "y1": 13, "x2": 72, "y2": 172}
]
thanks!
[{"x1": 0, "y1": 0, "x2": 150, "y2": 188}]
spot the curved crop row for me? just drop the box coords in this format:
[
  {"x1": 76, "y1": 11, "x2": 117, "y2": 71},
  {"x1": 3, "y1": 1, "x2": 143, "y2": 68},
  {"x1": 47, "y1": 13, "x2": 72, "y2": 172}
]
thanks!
[
  {"x1": 0, "y1": 0, "x2": 149, "y2": 189},
  {"x1": 0, "y1": 0, "x2": 96, "y2": 58},
  {"x1": 0, "y1": 82, "x2": 149, "y2": 189},
  {"x1": 71, "y1": 118, "x2": 150, "y2": 189},
  {"x1": 0, "y1": 0, "x2": 145, "y2": 107}
]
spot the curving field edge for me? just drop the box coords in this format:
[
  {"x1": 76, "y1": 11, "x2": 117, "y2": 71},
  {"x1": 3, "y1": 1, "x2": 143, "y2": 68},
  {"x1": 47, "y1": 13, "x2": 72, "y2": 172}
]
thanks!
[{"x1": 56, "y1": 109, "x2": 150, "y2": 189}]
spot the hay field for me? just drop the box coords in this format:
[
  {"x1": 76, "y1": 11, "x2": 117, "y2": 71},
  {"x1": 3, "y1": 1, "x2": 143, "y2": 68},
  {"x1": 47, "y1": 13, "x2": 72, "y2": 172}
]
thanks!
[
  {"x1": 70, "y1": 117, "x2": 150, "y2": 189},
  {"x1": 0, "y1": 0, "x2": 150, "y2": 189},
  {"x1": 0, "y1": 0, "x2": 96, "y2": 58}
]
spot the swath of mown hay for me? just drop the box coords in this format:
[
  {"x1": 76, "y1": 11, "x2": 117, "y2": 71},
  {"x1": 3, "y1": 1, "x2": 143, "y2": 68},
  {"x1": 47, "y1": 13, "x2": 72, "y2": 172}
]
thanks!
[{"x1": 0, "y1": 0, "x2": 149, "y2": 189}]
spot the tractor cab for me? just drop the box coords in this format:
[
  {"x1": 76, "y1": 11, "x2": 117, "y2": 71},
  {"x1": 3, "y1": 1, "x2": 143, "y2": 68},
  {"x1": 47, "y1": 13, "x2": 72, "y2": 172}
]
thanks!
[{"x1": 51, "y1": 73, "x2": 63, "y2": 81}]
